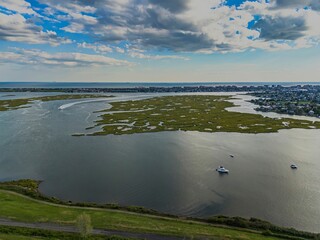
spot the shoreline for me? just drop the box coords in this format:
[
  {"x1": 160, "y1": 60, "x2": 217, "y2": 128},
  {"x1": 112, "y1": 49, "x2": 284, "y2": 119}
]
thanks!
[{"x1": 0, "y1": 179, "x2": 318, "y2": 239}]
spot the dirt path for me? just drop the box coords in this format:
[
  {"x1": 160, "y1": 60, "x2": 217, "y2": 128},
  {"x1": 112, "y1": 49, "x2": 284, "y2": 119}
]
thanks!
[{"x1": 0, "y1": 218, "x2": 183, "y2": 240}]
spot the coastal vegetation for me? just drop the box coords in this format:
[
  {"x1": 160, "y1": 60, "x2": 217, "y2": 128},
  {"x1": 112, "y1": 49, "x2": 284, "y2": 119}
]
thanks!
[
  {"x1": 76, "y1": 213, "x2": 93, "y2": 238},
  {"x1": 0, "y1": 94, "x2": 111, "y2": 112},
  {"x1": 0, "y1": 180, "x2": 319, "y2": 240},
  {"x1": 0, "y1": 226, "x2": 128, "y2": 240},
  {"x1": 89, "y1": 95, "x2": 320, "y2": 136}
]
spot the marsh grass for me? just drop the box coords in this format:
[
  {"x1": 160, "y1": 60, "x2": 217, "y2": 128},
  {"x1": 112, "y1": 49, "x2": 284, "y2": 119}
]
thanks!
[{"x1": 90, "y1": 95, "x2": 320, "y2": 136}]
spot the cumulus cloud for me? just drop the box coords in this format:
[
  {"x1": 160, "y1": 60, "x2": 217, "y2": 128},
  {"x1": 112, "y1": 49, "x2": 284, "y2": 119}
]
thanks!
[
  {"x1": 148, "y1": 0, "x2": 188, "y2": 13},
  {"x1": 239, "y1": 0, "x2": 320, "y2": 49},
  {"x1": 252, "y1": 16, "x2": 307, "y2": 41},
  {"x1": 115, "y1": 47, "x2": 125, "y2": 53},
  {"x1": 1, "y1": 0, "x2": 320, "y2": 53},
  {"x1": 0, "y1": 48, "x2": 133, "y2": 67},
  {"x1": 271, "y1": 0, "x2": 320, "y2": 11},
  {"x1": 0, "y1": 0, "x2": 36, "y2": 14},
  {"x1": 77, "y1": 42, "x2": 113, "y2": 53},
  {"x1": 38, "y1": 0, "x2": 97, "y2": 34},
  {"x1": 35, "y1": 0, "x2": 220, "y2": 52},
  {"x1": 0, "y1": 13, "x2": 70, "y2": 45},
  {"x1": 36, "y1": 0, "x2": 320, "y2": 53}
]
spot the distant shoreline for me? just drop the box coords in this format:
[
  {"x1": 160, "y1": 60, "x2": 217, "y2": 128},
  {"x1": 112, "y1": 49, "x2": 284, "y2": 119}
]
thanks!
[
  {"x1": 1, "y1": 81, "x2": 320, "y2": 90},
  {"x1": 1, "y1": 83, "x2": 320, "y2": 94}
]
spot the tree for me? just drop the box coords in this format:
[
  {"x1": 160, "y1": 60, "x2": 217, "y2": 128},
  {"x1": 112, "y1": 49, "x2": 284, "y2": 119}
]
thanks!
[{"x1": 76, "y1": 213, "x2": 92, "y2": 238}]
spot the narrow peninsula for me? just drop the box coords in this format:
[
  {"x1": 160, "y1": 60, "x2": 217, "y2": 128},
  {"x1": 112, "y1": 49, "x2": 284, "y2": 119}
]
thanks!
[{"x1": 0, "y1": 94, "x2": 112, "y2": 112}]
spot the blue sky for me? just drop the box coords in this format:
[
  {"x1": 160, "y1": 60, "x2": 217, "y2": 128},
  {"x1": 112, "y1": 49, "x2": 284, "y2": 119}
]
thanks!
[{"x1": 0, "y1": 0, "x2": 319, "y2": 82}]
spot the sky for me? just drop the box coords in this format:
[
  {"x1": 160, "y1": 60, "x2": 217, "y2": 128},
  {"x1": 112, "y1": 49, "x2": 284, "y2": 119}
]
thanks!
[{"x1": 0, "y1": 0, "x2": 320, "y2": 82}]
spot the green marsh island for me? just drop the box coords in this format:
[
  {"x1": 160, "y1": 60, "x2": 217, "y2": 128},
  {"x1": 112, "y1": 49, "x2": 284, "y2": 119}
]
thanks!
[
  {"x1": 0, "y1": 94, "x2": 111, "y2": 112},
  {"x1": 90, "y1": 95, "x2": 320, "y2": 136}
]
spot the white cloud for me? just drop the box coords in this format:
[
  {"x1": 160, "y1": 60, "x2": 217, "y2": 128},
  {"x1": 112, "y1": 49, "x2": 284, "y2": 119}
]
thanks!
[
  {"x1": 77, "y1": 42, "x2": 113, "y2": 53},
  {"x1": 0, "y1": 48, "x2": 133, "y2": 67},
  {"x1": 0, "y1": 13, "x2": 70, "y2": 45},
  {"x1": 115, "y1": 47, "x2": 125, "y2": 53},
  {"x1": 1, "y1": 0, "x2": 320, "y2": 53},
  {"x1": 61, "y1": 22, "x2": 85, "y2": 34},
  {"x1": 84, "y1": 0, "x2": 316, "y2": 53},
  {"x1": 37, "y1": 0, "x2": 97, "y2": 34},
  {"x1": 128, "y1": 48, "x2": 189, "y2": 60},
  {"x1": 0, "y1": 0, "x2": 36, "y2": 14}
]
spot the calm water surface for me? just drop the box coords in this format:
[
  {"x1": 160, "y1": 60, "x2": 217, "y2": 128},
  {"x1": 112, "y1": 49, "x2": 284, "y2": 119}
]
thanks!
[{"x1": 0, "y1": 92, "x2": 320, "y2": 232}]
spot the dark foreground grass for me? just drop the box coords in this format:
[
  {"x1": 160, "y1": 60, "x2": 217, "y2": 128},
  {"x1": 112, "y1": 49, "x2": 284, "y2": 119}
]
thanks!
[
  {"x1": 0, "y1": 226, "x2": 129, "y2": 240},
  {"x1": 89, "y1": 95, "x2": 320, "y2": 136},
  {"x1": 0, "y1": 180, "x2": 319, "y2": 240},
  {"x1": 0, "y1": 94, "x2": 111, "y2": 111}
]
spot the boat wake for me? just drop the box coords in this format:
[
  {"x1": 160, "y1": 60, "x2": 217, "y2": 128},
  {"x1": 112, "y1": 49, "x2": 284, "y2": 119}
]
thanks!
[
  {"x1": 58, "y1": 95, "x2": 155, "y2": 110},
  {"x1": 58, "y1": 98, "x2": 111, "y2": 110}
]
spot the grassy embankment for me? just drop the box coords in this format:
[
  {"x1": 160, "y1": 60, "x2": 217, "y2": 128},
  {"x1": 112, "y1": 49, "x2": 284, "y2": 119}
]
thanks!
[
  {"x1": 0, "y1": 226, "x2": 128, "y2": 240},
  {"x1": 0, "y1": 94, "x2": 111, "y2": 112},
  {"x1": 0, "y1": 180, "x2": 319, "y2": 240},
  {"x1": 88, "y1": 95, "x2": 320, "y2": 136}
]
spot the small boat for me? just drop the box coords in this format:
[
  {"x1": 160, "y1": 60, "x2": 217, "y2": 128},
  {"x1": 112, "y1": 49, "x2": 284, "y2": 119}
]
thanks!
[
  {"x1": 291, "y1": 164, "x2": 298, "y2": 169},
  {"x1": 229, "y1": 154, "x2": 234, "y2": 158},
  {"x1": 216, "y1": 166, "x2": 229, "y2": 174}
]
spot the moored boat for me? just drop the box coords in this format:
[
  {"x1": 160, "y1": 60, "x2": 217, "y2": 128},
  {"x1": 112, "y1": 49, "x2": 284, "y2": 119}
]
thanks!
[
  {"x1": 216, "y1": 166, "x2": 229, "y2": 174},
  {"x1": 291, "y1": 164, "x2": 298, "y2": 169}
]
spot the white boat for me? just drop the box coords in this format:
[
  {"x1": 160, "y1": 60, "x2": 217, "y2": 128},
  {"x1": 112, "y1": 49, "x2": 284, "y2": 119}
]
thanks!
[
  {"x1": 290, "y1": 164, "x2": 298, "y2": 169},
  {"x1": 216, "y1": 166, "x2": 229, "y2": 174}
]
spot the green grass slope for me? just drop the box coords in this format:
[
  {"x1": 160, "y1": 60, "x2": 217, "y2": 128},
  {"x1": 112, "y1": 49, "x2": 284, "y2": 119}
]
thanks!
[{"x1": 0, "y1": 180, "x2": 317, "y2": 240}]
